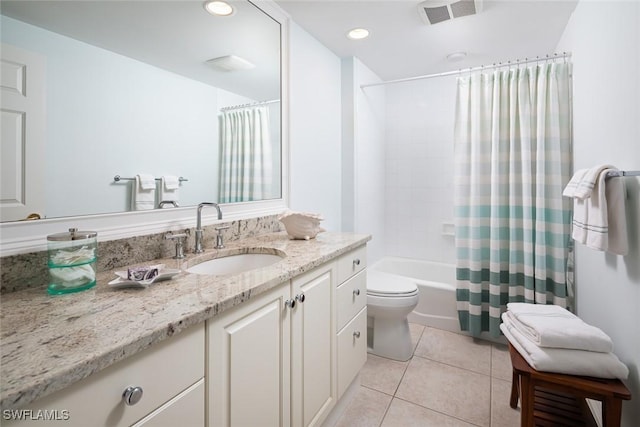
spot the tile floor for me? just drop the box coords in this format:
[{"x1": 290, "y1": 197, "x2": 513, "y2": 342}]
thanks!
[{"x1": 335, "y1": 324, "x2": 521, "y2": 427}]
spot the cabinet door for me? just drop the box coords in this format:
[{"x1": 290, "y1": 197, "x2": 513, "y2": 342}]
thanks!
[
  {"x1": 208, "y1": 285, "x2": 291, "y2": 427},
  {"x1": 291, "y1": 264, "x2": 336, "y2": 427},
  {"x1": 337, "y1": 307, "x2": 367, "y2": 398}
]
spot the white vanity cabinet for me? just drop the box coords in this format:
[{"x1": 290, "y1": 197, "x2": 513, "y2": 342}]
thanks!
[
  {"x1": 335, "y1": 246, "x2": 367, "y2": 398},
  {"x1": 4, "y1": 324, "x2": 205, "y2": 427},
  {"x1": 207, "y1": 263, "x2": 336, "y2": 427},
  {"x1": 207, "y1": 284, "x2": 292, "y2": 427},
  {"x1": 291, "y1": 263, "x2": 336, "y2": 427}
]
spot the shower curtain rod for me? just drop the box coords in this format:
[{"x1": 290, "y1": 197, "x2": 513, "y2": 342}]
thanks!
[
  {"x1": 220, "y1": 99, "x2": 280, "y2": 112},
  {"x1": 361, "y1": 52, "x2": 572, "y2": 89}
]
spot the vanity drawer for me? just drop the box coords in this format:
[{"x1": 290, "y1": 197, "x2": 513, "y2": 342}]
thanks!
[
  {"x1": 336, "y1": 270, "x2": 367, "y2": 332},
  {"x1": 336, "y1": 246, "x2": 367, "y2": 285},
  {"x1": 5, "y1": 324, "x2": 205, "y2": 427},
  {"x1": 336, "y1": 307, "x2": 367, "y2": 399}
]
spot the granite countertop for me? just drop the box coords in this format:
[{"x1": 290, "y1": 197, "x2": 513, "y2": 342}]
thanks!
[{"x1": 0, "y1": 231, "x2": 371, "y2": 410}]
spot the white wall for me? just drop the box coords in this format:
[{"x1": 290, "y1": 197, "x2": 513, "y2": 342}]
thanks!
[
  {"x1": 342, "y1": 58, "x2": 387, "y2": 263},
  {"x1": 556, "y1": 2, "x2": 640, "y2": 425},
  {"x1": 384, "y1": 77, "x2": 457, "y2": 264},
  {"x1": 289, "y1": 22, "x2": 343, "y2": 232}
]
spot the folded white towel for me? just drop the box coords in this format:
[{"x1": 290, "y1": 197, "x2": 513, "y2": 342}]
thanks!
[
  {"x1": 501, "y1": 316, "x2": 628, "y2": 379},
  {"x1": 504, "y1": 308, "x2": 613, "y2": 353},
  {"x1": 562, "y1": 168, "x2": 589, "y2": 198},
  {"x1": 567, "y1": 167, "x2": 628, "y2": 255},
  {"x1": 137, "y1": 173, "x2": 156, "y2": 190},
  {"x1": 564, "y1": 164, "x2": 613, "y2": 200},
  {"x1": 132, "y1": 174, "x2": 156, "y2": 210},
  {"x1": 159, "y1": 176, "x2": 180, "y2": 208}
]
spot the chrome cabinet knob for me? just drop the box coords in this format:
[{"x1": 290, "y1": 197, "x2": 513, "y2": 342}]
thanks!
[
  {"x1": 123, "y1": 386, "x2": 143, "y2": 406},
  {"x1": 353, "y1": 259, "x2": 361, "y2": 267},
  {"x1": 353, "y1": 331, "x2": 361, "y2": 339},
  {"x1": 353, "y1": 288, "x2": 360, "y2": 297},
  {"x1": 295, "y1": 293, "x2": 306, "y2": 303},
  {"x1": 285, "y1": 299, "x2": 296, "y2": 309}
]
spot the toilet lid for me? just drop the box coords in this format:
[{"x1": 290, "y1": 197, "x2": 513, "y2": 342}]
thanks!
[{"x1": 367, "y1": 271, "x2": 418, "y2": 297}]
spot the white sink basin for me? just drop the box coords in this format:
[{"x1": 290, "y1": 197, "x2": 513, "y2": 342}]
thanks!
[{"x1": 186, "y1": 253, "x2": 283, "y2": 276}]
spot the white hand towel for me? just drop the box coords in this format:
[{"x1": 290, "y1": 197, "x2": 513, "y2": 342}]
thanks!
[
  {"x1": 562, "y1": 168, "x2": 589, "y2": 198},
  {"x1": 500, "y1": 316, "x2": 628, "y2": 379},
  {"x1": 568, "y1": 164, "x2": 613, "y2": 200},
  {"x1": 604, "y1": 171, "x2": 628, "y2": 255},
  {"x1": 568, "y1": 167, "x2": 627, "y2": 254},
  {"x1": 159, "y1": 176, "x2": 180, "y2": 207},
  {"x1": 504, "y1": 309, "x2": 613, "y2": 353},
  {"x1": 132, "y1": 174, "x2": 156, "y2": 210}
]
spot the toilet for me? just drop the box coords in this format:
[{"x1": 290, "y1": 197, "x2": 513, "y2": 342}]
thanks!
[{"x1": 366, "y1": 271, "x2": 419, "y2": 362}]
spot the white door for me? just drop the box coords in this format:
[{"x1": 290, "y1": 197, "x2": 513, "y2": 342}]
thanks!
[
  {"x1": 291, "y1": 265, "x2": 336, "y2": 427},
  {"x1": 0, "y1": 43, "x2": 46, "y2": 221},
  {"x1": 207, "y1": 285, "x2": 291, "y2": 427}
]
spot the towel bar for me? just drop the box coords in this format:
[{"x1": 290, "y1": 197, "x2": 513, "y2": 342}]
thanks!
[
  {"x1": 113, "y1": 175, "x2": 188, "y2": 183},
  {"x1": 605, "y1": 170, "x2": 640, "y2": 178}
]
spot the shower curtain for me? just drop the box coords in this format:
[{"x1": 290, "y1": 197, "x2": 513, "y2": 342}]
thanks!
[
  {"x1": 454, "y1": 62, "x2": 572, "y2": 337},
  {"x1": 219, "y1": 106, "x2": 272, "y2": 203}
]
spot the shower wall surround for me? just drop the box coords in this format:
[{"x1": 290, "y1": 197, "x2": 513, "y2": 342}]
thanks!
[
  {"x1": 384, "y1": 76, "x2": 458, "y2": 263},
  {"x1": 0, "y1": 215, "x2": 283, "y2": 294}
]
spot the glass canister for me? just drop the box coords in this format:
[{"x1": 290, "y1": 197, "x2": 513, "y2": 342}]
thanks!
[{"x1": 47, "y1": 228, "x2": 98, "y2": 295}]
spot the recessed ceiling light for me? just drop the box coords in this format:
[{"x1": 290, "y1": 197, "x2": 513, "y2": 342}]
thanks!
[
  {"x1": 347, "y1": 28, "x2": 370, "y2": 40},
  {"x1": 204, "y1": 1, "x2": 234, "y2": 16},
  {"x1": 446, "y1": 52, "x2": 467, "y2": 62}
]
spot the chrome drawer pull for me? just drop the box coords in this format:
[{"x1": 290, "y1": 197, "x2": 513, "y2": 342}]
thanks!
[
  {"x1": 295, "y1": 293, "x2": 306, "y2": 303},
  {"x1": 285, "y1": 299, "x2": 296, "y2": 309},
  {"x1": 353, "y1": 331, "x2": 361, "y2": 339},
  {"x1": 353, "y1": 259, "x2": 361, "y2": 267},
  {"x1": 123, "y1": 386, "x2": 143, "y2": 406},
  {"x1": 353, "y1": 288, "x2": 360, "y2": 297}
]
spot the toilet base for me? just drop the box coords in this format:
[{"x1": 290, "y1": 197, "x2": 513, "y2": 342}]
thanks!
[{"x1": 367, "y1": 315, "x2": 413, "y2": 362}]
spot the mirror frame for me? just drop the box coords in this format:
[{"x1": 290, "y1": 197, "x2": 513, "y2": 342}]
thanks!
[{"x1": 0, "y1": 0, "x2": 290, "y2": 256}]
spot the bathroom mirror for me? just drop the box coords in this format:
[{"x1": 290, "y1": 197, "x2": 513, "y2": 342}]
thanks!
[{"x1": 0, "y1": 0, "x2": 282, "y2": 223}]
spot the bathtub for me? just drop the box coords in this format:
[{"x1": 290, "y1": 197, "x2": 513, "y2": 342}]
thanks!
[{"x1": 369, "y1": 257, "x2": 460, "y2": 333}]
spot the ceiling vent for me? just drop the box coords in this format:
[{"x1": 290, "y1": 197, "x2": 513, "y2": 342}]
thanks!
[{"x1": 418, "y1": 0, "x2": 483, "y2": 25}]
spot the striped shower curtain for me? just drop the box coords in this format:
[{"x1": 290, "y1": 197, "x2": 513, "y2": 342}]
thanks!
[
  {"x1": 219, "y1": 106, "x2": 272, "y2": 203},
  {"x1": 454, "y1": 62, "x2": 572, "y2": 337}
]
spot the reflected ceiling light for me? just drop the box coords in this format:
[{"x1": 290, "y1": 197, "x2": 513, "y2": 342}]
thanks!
[
  {"x1": 347, "y1": 28, "x2": 370, "y2": 40},
  {"x1": 446, "y1": 51, "x2": 467, "y2": 62},
  {"x1": 204, "y1": 1, "x2": 234, "y2": 16},
  {"x1": 206, "y1": 55, "x2": 255, "y2": 71}
]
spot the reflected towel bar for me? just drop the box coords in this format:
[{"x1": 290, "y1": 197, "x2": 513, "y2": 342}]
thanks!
[{"x1": 113, "y1": 175, "x2": 188, "y2": 183}]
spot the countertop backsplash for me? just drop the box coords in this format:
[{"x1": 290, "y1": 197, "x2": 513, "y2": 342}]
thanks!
[{"x1": 0, "y1": 214, "x2": 284, "y2": 294}]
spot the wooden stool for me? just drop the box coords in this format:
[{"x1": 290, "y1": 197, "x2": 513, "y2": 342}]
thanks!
[{"x1": 508, "y1": 343, "x2": 631, "y2": 427}]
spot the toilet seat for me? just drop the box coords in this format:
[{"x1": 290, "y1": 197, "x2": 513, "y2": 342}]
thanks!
[{"x1": 367, "y1": 272, "x2": 418, "y2": 297}]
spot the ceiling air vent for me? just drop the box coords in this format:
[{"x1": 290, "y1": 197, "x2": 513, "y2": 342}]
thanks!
[{"x1": 418, "y1": 0, "x2": 483, "y2": 25}]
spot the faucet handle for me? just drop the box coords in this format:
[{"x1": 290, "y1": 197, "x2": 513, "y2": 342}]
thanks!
[
  {"x1": 165, "y1": 232, "x2": 188, "y2": 259},
  {"x1": 214, "y1": 226, "x2": 230, "y2": 250}
]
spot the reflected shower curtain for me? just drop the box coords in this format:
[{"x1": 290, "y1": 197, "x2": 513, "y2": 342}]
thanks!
[
  {"x1": 219, "y1": 106, "x2": 272, "y2": 203},
  {"x1": 454, "y1": 62, "x2": 572, "y2": 337}
]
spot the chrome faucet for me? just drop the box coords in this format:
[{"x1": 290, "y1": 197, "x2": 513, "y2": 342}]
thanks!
[{"x1": 194, "y1": 202, "x2": 222, "y2": 254}]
